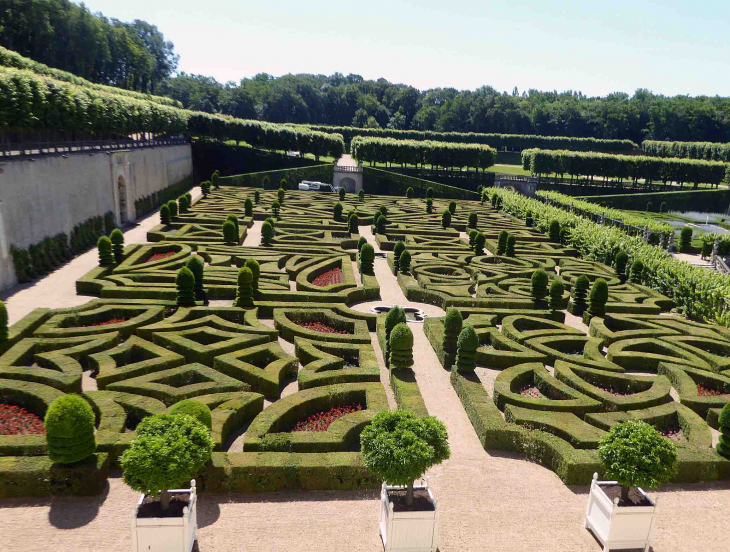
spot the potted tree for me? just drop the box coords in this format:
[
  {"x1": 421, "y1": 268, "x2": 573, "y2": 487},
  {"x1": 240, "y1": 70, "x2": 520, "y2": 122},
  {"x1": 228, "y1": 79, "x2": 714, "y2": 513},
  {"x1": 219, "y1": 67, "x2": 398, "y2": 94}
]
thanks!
[
  {"x1": 585, "y1": 420, "x2": 678, "y2": 552},
  {"x1": 121, "y1": 413, "x2": 213, "y2": 552},
  {"x1": 361, "y1": 410, "x2": 450, "y2": 552}
]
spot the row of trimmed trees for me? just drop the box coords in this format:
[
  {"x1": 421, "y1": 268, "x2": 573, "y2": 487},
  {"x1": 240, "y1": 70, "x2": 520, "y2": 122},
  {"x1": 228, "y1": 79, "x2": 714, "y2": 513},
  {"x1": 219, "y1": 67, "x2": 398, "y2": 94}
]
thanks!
[
  {"x1": 643, "y1": 139, "x2": 730, "y2": 163},
  {"x1": 522, "y1": 148, "x2": 728, "y2": 187}
]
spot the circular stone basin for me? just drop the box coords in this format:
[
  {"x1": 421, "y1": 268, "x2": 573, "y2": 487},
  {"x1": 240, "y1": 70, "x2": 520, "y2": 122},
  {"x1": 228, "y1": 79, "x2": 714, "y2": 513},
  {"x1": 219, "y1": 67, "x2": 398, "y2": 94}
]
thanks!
[{"x1": 371, "y1": 305, "x2": 426, "y2": 323}]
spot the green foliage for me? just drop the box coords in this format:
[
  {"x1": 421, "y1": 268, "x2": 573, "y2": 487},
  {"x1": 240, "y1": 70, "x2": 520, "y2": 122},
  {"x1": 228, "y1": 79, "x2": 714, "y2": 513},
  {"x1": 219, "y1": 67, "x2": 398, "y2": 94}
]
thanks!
[
  {"x1": 357, "y1": 236, "x2": 367, "y2": 252},
  {"x1": 549, "y1": 280, "x2": 564, "y2": 311},
  {"x1": 427, "y1": 188, "x2": 434, "y2": 199},
  {"x1": 200, "y1": 180, "x2": 211, "y2": 197},
  {"x1": 176, "y1": 266, "x2": 196, "y2": 307},
  {"x1": 45, "y1": 395, "x2": 96, "y2": 464},
  {"x1": 468, "y1": 212, "x2": 477, "y2": 229},
  {"x1": 406, "y1": 187, "x2": 414, "y2": 198},
  {"x1": 506, "y1": 235, "x2": 516, "y2": 257},
  {"x1": 178, "y1": 195, "x2": 189, "y2": 214},
  {"x1": 279, "y1": 177, "x2": 288, "y2": 190},
  {"x1": 629, "y1": 260, "x2": 644, "y2": 284},
  {"x1": 701, "y1": 238, "x2": 712, "y2": 260},
  {"x1": 244, "y1": 258, "x2": 260, "y2": 291},
  {"x1": 121, "y1": 414, "x2": 213, "y2": 504},
  {"x1": 339, "y1": 187, "x2": 346, "y2": 201},
  {"x1": 160, "y1": 204, "x2": 170, "y2": 225},
  {"x1": 226, "y1": 214, "x2": 240, "y2": 237},
  {"x1": 481, "y1": 191, "x2": 487, "y2": 205},
  {"x1": 426, "y1": 198, "x2": 433, "y2": 213},
  {"x1": 377, "y1": 215, "x2": 388, "y2": 234},
  {"x1": 357, "y1": 189, "x2": 365, "y2": 202},
  {"x1": 525, "y1": 210, "x2": 533, "y2": 227},
  {"x1": 211, "y1": 171, "x2": 220, "y2": 189},
  {"x1": 586, "y1": 278, "x2": 608, "y2": 318},
  {"x1": 393, "y1": 241, "x2": 406, "y2": 269},
  {"x1": 334, "y1": 202, "x2": 343, "y2": 221},
  {"x1": 244, "y1": 198, "x2": 253, "y2": 217},
  {"x1": 185, "y1": 255, "x2": 205, "y2": 294},
  {"x1": 660, "y1": 201, "x2": 667, "y2": 213},
  {"x1": 373, "y1": 212, "x2": 382, "y2": 233},
  {"x1": 615, "y1": 251, "x2": 629, "y2": 277},
  {"x1": 361, "y1": 410, "x2": 450, "y2": 505},
  {"x1": 261, "y1": 221, "x2": 274, "y2": 246},
  {"x1": 234, "y1": 267, "x2": 255, "y2": 308},
  {"x1": 379, "y1": 206, "x2": 388, "y2": 217},
  {"x1": 0, "y1": 300, "x2": 7, "y2": 343},
  {"x1": 271, "y1": 200, "x2": 281, "y2": 219},
  {"x1": 442, "y1": 308, "x2": 463, "y2": 367},
  {"x1": 718, "y1": 403, "x2": 730, "y2": 457},
  {"x1": 491, "y1": 192, "x2": 499, "y2": 206},
  {"x1": 254, "y1": 190, "x2": 261, "y2": 204},
  {"x1": 570, "y1": 275, "x2": 590, "y2": 314},
  {"x1": 398, "y1": 250, "x2": 411, "y2": 274},
  {"x1": 278, "y1": 188, "x2": 285, "y2": 204},
  {"x1": 109, "y1": 228, "x2": 124, "y2": 264},
  {"x1": 348, "y1": 213, "x2": 359, "y2": 234},
  {"x1": 549, "y1": 220, "x2": 561, "y2": 242},
  {"x1": 474, "y1": 232, "x2": 486, "y2": 256},
  {"x1": 167, "y1": 200, "x2": 178, "y2": 218},
  {"x1": 644, "y1": 140, "x2": 730, "y2": 163},
  {"x1": 598, "y1": 420, "x2": 678, "y2": 493},
  {"x1": 222, "y1": 220, "x2": 238, "y2": 244},
  {"x1": 169, "y1": 400, "x2": 212, "y2": 430},
  {"x1": 441, "y1": 209, "x2": 452, "y2": 228},
  {"x1": 680, "y1": 227, "x2": 693, "y2": 253},
  {"x1": 359, "y1": 244, "x2": 375, "y2": 274},
  {"x1": 97, "y1": 236, "x2": 114, "y2": 267},
  {"x1": 497, "y1": 230, "x2": 509, "y2": 256},
  {"x1": 559, "y1": 227, "x2": 570, "y2": 246},
  {"x1": 448, "y1": 201, "x2": 457, "y2": 214},
  {"x1": 389, "y1": 323, "x2": 414, "y2": 369},
  {"x1": 468, "y1": 229, "x2": 478, "y2": 247},
  {"x1": 646, "y1": 201, "x2": 653, "y2": 212},
  {"x1": 455, "y1": 326, "x2": 479, "y2": 371},
  {"x1": 265, "y1": 217, "x2": 276, "y2": 231},
  {"x1": 384, "y1": 307, "x2": 407, "y2": 367},
  {"x1": 262, "y1": 176, "x2": 270, "y2": 190},
  {"x1": 531, "y1": 270, "x2": 549, "y2": 301}
]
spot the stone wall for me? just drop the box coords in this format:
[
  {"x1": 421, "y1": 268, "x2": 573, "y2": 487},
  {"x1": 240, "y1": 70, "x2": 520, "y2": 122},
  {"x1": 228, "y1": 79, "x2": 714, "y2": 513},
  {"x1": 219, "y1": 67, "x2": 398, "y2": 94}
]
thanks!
[{"x1": 0, "y1": 144, "x2": 193, "y2": 290}]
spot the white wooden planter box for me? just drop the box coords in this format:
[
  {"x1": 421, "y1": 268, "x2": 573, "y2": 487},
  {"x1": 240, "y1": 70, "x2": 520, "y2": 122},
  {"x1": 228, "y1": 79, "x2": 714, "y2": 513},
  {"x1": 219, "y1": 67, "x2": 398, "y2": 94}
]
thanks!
[
  {"x1": 584, "y1": 473, "x2": 657, "y2": 552},
  {"x1": 379, "y1": 482, "x2": 438, "y2": 552},
  {"x1": 132, "y1": 480, "x2": 198, "y2": 552}
]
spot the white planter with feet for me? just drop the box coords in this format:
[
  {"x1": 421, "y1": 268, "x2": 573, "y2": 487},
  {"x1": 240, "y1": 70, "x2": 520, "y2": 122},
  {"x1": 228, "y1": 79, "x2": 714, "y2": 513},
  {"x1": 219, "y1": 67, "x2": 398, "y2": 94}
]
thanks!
[
  {"x1": 584, "y1": 473, "x2": 657, "y2": 552},
  {"x1": 132, "y1": 480, "x2": 198, "y2": 552},
  {"x1": 379, "y1": 482, "x2": 438, "y2": 552}
]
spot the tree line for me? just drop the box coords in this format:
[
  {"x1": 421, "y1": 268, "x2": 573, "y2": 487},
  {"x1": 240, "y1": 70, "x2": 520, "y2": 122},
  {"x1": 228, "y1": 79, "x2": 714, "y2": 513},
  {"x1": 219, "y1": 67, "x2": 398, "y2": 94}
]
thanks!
[
  {"x1": 351, "y1": 136, "x2": 496, "y2": 171},
  {"x1": 522, "y1": 149, "x2": 728, "y2": 188},
  {"x1": 642, "y1": 140, "x2": 730, "y2": 163}
]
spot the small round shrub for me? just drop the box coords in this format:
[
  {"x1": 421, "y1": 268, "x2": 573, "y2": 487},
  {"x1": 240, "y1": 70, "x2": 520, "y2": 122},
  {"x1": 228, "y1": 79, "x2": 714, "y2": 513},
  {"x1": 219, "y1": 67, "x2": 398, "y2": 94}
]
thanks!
[
  {"x1": 261, "y1": 221, "x2": 274, "y2": 246},
  {"x1": 393, "y1": 241, "x2": 406, "y2": 270},
  {"x1": 481, "y1": 192, "x2": 487, "y2": 205},
  {"x1": 45, "y1": 395, "x2": 96, "y2": 464},
  {"x1": 265, "y1": 216, "x2": 276, "y2": 231},
  {"x1": 176, "y1": 266, "x2": 196, "y2": 307},
  {"x1": 629, "y1": 260, "x2": 644, "y2": 284},
  {"x1": 334, "y1": 202, "x2": 343, "y2": 221},
  {"x1": 660, "y1": 201, "x2": 667, "y2": 213},
  {"x1": 549, "y1": 220, "x2": 560, "y2": 242},
  {"x1": 211, "y1": 171, "x2": 220, "y2": 189},
  {"x1": 227, "y1": 214, "x2": 240, "y2": 236},
  {"x1": 426, "y1": 198, "x2": 433, "y2": 213},
  {"x1": 398, "y1": 250, "x2": 411, "y2": 274},
  {"x1": 525, "y1": 210, "x2": 533, "y2": 227},
  {"x1": 110, "y1": 228, "x2": 124, "y2": 264},
  {"x1": 178, "y1": 195, "x2": 189, "y2": 214},
  {"x1": 235, "y1": 267, "x2": 254, "y2": 308},
  {"x1": 389, "y1": 323, "x2": 414, "y2": 369},
  {"x1": 441, "y1": 209, "x2": 451, "y2": 228},
  {"x1": 0, "y1": 300, "x2": 7, "y2": 344},
  {"x1": 279, "y1": 177, "x2": 288, "y2": 190},
  {"x1": 271, "y1": 200, "x2": 281, "y2": 219},
  {"x1": 200, "y1": 180, "x2": 210, "y2": 197},
  {"x1": 506, "y1": 235, "x2": 516, "y2": 257},
  {"x1": 615, "y1": 251, "x2": 629, "y2": 278},
  {"x1": 531, "y1": 270, "x2": 549, "y2": 301},
  {"x1": 169, "y1": 400, "x2": 212, "y2": 430},
  {"x1": 442, "y1": 308, "x2": 463, "y2": 367},
  {"x1": 254, "y1": 190, "x2": 260, "y2": 204},
  {"x1": 497, "y1": 230, "x2": 509, "y2": 256},
  {"x1": 244, "y1": 198, "x2": 253, "y2": 217},
  {"x1": 570, "y1": 274, "x2": 590, "y2": 315},
  {"x1": 549, "y1": 279, "x2": 564, "y2": 311},
  {"x1": 474, "y1": 232, "x2": 486, "y2": 256},
  {"x1": 262, "y1": 176, "x2": 270, "y2": 190},
  {"x1": 121, "y1": 414, "x2": 212, "y2": 510},
  {"x1": 679, "y1": 227, "x2": 693, "y2": 253},
  {"x1": 468, "y1": 212, "x2": 477, "y2": 229},
  {"x1": 186, "y1": 255, "x2": 205, "y2": 297},
  {"x1": 448, "y1": 201, "x2": 457, "y2": 215},
  {"x1": 598, "y1": 420, "x2": 677, "y2": 503},
  {"x1": 559, "y1": 227, "x2": 570, "y2": 245},
  {"x1": 379, "y1": 206, "x2": 388, "y2": 217},
  {"x1": 426, "y1": 187, "x2": 434, "y2": 198},
  {"x1": 455, "y1": 326, "x2": 479, "y2": 371},
  {"x1": 384, "y1": 306, "x2": 407, "y2": 367},
  {"x1": 377, "y1": 216, "x2": 387, "y2": 234},
  {"x1": 277, "y1": 188, "x2": 285, "y2": 204},
  {"x1": 586, "y1": 278, "x2": 609, "y2": 319},
  {"x1": 701, "y1": 238, "x2": 712, "y2": 260},
  {"x1": 468, "y1": 229, "x2": 478, "y2": 247},
  {"x1": 361, "y1": 410, "x2": 450, "y2": 506},
  {"x1": 357, "y1": 236, "x2": 367, "y2": 252},
  {"x1": 244, "y1": 258, "x2": 260, "y2": 291},
  {"x1": 339, "y1": 187, "x2": 346, "y2": 201},
  {"x1": 358, "y1": 189, "x2": 365, "y2": 201},
  {"x1": 717, "y1": 402, "x2": 730, "y2": 457},
  {"x1": 348, "y1": 213, "x2": 359, "y2": 234},
  {"x1": 222, "y1": 220, "x2": 237, "y2": 244},
  {"x1": 359, "y1": 244, "x2": 375, "y2": 274},
  {"x1": 97, "y1": 236, "x2": 114, "y2": 267},
  {"x1": 491, "y1": 192, "x2": 498, "y2": 206},
  {"x1": 160, "y1": 204, "x2": 170, "y2": 225},
  {"x1": 167, "y1": 199, "x2": 178, "y2": 218},
  {"x1": 406, "y1": 187, "x2": 414, "y2": 198}
]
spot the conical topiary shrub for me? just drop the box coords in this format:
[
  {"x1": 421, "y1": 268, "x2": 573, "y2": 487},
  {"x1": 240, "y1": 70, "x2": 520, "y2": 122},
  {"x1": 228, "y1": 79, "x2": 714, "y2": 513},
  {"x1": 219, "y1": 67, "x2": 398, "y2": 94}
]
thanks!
[
  {"x1": 406, "y1": 187, "x2": 414, "y2": 198},
  {"x1": 97, "y1": 236, "x2": 114, "y2": 267},
  {"x1": 468, "y1": 229, "x2": 478, "y2": 247},
  {"x1": 0, "y1": 300, "x2": 8, "y2": 344},
  {"x1": 178, "y1": 195, "x2": 189, "y2": 214},
  {"x1": 455, "y1": 326, "x2": 479, "y2": 371},
  {"x1": 531, "y1": 270, "x2": 549, "y2": 302},
  {"x1": 349, "y1": 213, "x2": 359, "y2": 234},
  {"x1": 334, "y1": 202, "x2": 343, "y2": 221},
  {"x1": 448, "y1": 201, "x2": 457, "y2": 215},
  {"x1": 497, "y1": 230, "x2": 509, "y2": 256},
  {"x1": 549, "y1": 279, "x2": 564, "y2": 311},
  {"x1": 176, "y1": 266, "x2": 196, "y2": 307},
  {"x1": 468, "y1": 212, "x2": 477, "y2": 229},
  {"x1": 629, "y1": 260, "x2": 644, "y2": 284},
  {"x1": 265, "y1": 217, "x2": 276, "y2": 231},
  {"x1": 227, "y1": 214, "x2": 240, "y2": 237},
  {"x1": 373, "y1": 213, "x2": 382, "y2": 234},
  {"x1": 222, "y1": 220, "x2": 237, "y2": 244},
  {"x1": 377, "y1": 216, "x2": 387, "y2": 234},
  {"x1": 160, "y1": 204, "x2": 170, "y2": 225},
  {"x1": 245, "y1": 198, "x2": 253, "y2": 217},
  {"x1": 525, "y1": 211, "x2": 533, "y2": 227},
  {"x1": 167, "y1": 199, "x2": 178, "y2": 218},
  {"x1": 393, "y1": 241, "x2": 406, "y2": 271},
  {"x1": 717, "y1": 402, "x2": 730, "y2": 458},
  {"x1": 442, "y1": 308, "x2": 463, "y2": 368},
  {"x1": 45, "y1": 395, "x2": 96, "y2": 464},
  {"x1": 426, "y1": 198, "x2": 433, "y2": 214},
  {"x1": 427, "y1": 187, "x2": 434, "y2": 199},
  {"x1": 568, "y1": 274, "x2": 590, "y2": 315},
  {"x1": 399, "y1": 250, "x2": 411, "y2": 274},
  {"x1": 110, "y1": 228, "x2": 124, "y2": 264},
  {"x1": 384, "y1": 306, "x2": 407, "y2": 368},
  {"x1": 200, "y1": 180, "x2": 210, "y2": 197},
  {"x1": 357, "y1": 236, "x2": 367, "y2": 252},
  {"x1": 583, "y1": 278, "x2": 609, "y2": 324},
  {"x1": 244, "y1": 258, "x2": 260, "y2": 292},
  {"x1": 254, "y1": 190, "x2": 260, "y2": 204},
  {"x1": 474, "y1": 232, "x2": 486, "y2": 256},
  {"x1": 261, "y1": 221, "x2": 274, "y2": 246},
  {"x1": 615, "y1": 251, "x2": 629, "y2": 282},
  {"x1": 234, "y1": 267, "x2": 254, "y2": 308},
  {"x1": 441, "y1": 210, "x2": 451, "y2": 228},
  {"x1": 359, "y1": 189, "x2": 365, "y2": 201},
  {"x1": 186, "y1": 255, "x2": 205, "y2": 300},
  {"x1": 272, "y1": 200, "x2": 280, "y2": 219},
  {"x1": 359, "y1": 244, "x2": 375, "y2": 274},
  {"x1": 277, "y1": 187, "x2": 285, "y2": 204},
  {"x1": 211, "y1": 170, "x2": 220, "y2": 189},
  {"x1": 680, "y1": 227, "x2": 692, "y2": 253},
  {"x1": 559, "y1": 227, "x2": 570, "y2": 246},
  {"x1": 506, "y1": 235, "x2": 516, "y2": 257},
  {"x1": 389, "y1": 323, "x2": 414, "y2": 369},
  {"x1": 549, "y1": 220, "x2": 560, "y2": 242}
]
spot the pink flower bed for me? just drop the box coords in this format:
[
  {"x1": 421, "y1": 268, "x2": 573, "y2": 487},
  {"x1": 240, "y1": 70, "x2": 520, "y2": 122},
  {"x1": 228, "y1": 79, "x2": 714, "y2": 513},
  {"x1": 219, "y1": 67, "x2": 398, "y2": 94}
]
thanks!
[
  {"x1": 145, "y1": 251, "x2": 176, "y2": 263},
  {"x1": 312, "y1": 268, "x2": 343, "y2": 287},
  {"x1": 298, "y1": 321, "x2": 351, "y2": 334},
  {"x1": 697, "y1": 384, "x2": 727, "y2": 397},
  {"x1": 292, "y1": 404, "x2": 362, "y2": 432},
  {"x1": 0, "y1": 404, "x2": 46, "y2": 435}
]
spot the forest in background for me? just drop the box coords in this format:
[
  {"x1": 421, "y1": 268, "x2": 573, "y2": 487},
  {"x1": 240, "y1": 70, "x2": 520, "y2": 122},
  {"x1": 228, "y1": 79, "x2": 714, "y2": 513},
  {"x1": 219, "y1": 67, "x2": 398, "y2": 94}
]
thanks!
[{"x1": 3, "y1": 0, "x2": 730, "y2": 145}]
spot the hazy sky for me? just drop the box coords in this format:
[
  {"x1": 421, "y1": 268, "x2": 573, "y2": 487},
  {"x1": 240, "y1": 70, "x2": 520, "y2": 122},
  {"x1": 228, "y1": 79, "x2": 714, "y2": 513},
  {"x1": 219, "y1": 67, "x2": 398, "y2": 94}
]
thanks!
[{"x1": 83, "y1": 0, "x2": 730, "y2": 97}]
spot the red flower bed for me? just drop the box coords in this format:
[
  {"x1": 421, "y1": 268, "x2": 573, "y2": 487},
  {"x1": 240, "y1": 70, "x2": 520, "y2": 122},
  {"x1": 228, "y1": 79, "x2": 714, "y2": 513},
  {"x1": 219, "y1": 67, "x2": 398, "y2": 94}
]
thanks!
[
  {"x1": 91, "y1": 317, "x2": 130, "y2": 327},
  {"x1": 298, "y1": 321, "x2": 351, "y2": 334},
  {"x1": 594, "y1": 383, "x2": 632, "y2": 396},
  {"x1": 312, "y1": 268, "x2": 343, "y2": 287},
  {"x1": 662, "y1": 427, "x2": 682, "y2": 442},
  {"x1": 519, "y1": 385, "x2": 544, "y2": 399},
  {"x1": 292, "y1": 404, "x2": 362, "y2": 432},
  {"x1": 145, "y1": 251, "x2": 176, "y2": 263},
  {"x1": 0, "y1": 404, "x2": 46, "y2": 435},
  {"x1": 697, "y1": 384, "x2": 727, "y2": 397}
]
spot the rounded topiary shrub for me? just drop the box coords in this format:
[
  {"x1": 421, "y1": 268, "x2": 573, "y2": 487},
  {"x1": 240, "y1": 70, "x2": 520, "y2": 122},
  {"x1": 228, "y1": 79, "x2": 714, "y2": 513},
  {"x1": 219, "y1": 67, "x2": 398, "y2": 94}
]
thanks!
[
  {"x1": 531, "y1": 270, "x2": 549, "y2": 301},
  {"x1": 468, "y1": 212, "x2": 477, "y2": 229},
  {"x1": 169, "y1": 400, "x2": 212, "y2": 431},
  {"x1": 549, "y1": 220, "x2": 560, "y2": 242},
  {"x1": 271, "y1": 200, "x2": 281, "y2": 219},
  {"x1": 680, "y1": 227, "x2": 693, "y2": 253},
  {"x1": 357, "y1": 236, "x2": 367, "y2": 252},
  {"x1": 455, "y1": 326, "x2": 479, "y2": 371},
  {"x1": 660, "y1": 201, "x2": 667, "y2": 213},
  {"x1": 406, "y1": 187, "x2": 414, "y2": 198},
  {"x1": 279, "y1": 178, "x2": 288, "y2": 190},
  {"x1": 176, "y1": 266, "x2": 196, "y2": 307},
  {"x1": 244, "y1": 258, "x2": 260, "y2": 291},
  {"x1": 97, "y1": 236, "x2": 114, "y2": 267},
  {"x1": 584, "y1": 278, "x2": 608, "y2": 323},
  {"x1": 426, "y1": 198, "x2": 433, "y2": 213},
  {"x1": 265, "y1": 216, "x2": 276, "y2": 230},
  {"x1": 167, "y1": 199, "x2": 178, "y2": 218},
  {"x1": 254, "y1": 190, "x2": 260, "y2": 204},
  {"x1": 393, "y1": 241, "x2": 406, "y2": 270},
  {"x1": 334, "y1": 202, "x2": 343, "y2": 221},
  {"x1": 701, "y1": 238, "x2": 712, "y2": 260},
  {"x1": 377, "y1": 216, "x2": 387, "y2": 234},
  {"x1": 629, "y1": 260, "x2": 644, "y2": 284},
  {"x1": 45, "y1": 395, "x2": 96, "y2": 464},
  {"x1": 569, "y1": 274, "x2": 590, "y2": 315},
  {"x1": 359, "y1": 243, "x2": 375, "y2": 274},
  {"x1": 244, "y1": 198, "x2": 253, "y2": 217},
  {"x1": 261, "y1": 221, "x2": 274, "y2": 246},
  {"x1": 549, "y1": 279, "x2": 564, "y2": 311},
  {"x1": 110, "y1": 228, "x2": 124, "y2": 264},
  {"x1": 525, "y1": 210, "x2": 533, "y2": 227},
  {"x1": 389, "y1": 322, "x2": 414, "y2": 369},
  {"x1": 384, "y1": 306, "x2": 407, "y2": 367},
  {"x1": 361, "y1": 410, "x2": 450, "y2": 507},
  {"x1": 646, "y1": 201, "x2": 653, "y2": 212},
  {"x1": 474, "y1": 232, "x2": 486, "y2": 256},
  {"x1": 497, "y1": 230, "x2": 509, "y2": 256},
  {"x1": 339, "y1": 187, "x2": 346, "y2": 201},
  {"x1": 211, "y1": 171, "x2": 220, "y2": 189},
  {"x1": 160, "y1": 204, "x2": 170, "y2": 225},
  {"x1": 441, "y1": 209, "x2": 451, "y2": 228},
  {"x1": 426, "y1": 187, "x2": 434, "y2": 199},
  {"x1": 448, "y1": 201, "x2": 457, "y2": 215},
  {"x1": 277, "y1": 188, "x2": 285, "y2": 204},
  {"x1": 506, "y1": 235, "x2": 516, "y2": 257},
  {"x1": 615, "y1": 251, "x2": 629, "y2": 279},
  {"x1": 373, "y1": 212, "x2": 382, "y2": 234},
  {"x1": 227, "y1": 214, "x2": 240, "y2": 236},
  {"x1": 0, "y1": 300, "x2": 7, "y2": 344},
  {"x1": 468, "y1": 229, "x2": 477, "y2": 247},
  {"x1": 222, "y1": 220, "x2": 237, "y2": 244},
  {"x1": 235, "y1": 267, "x2": 254, "y2": 308},
  {"x1": 442, "y1": 308, "x2": 463, "y2": 368},
  {"x1": 598, "y1": 420, "x2": 677, "y2": 504},
  {"x1": 186, "y1": 255, "x2": 205, "y2": 298},
  {"x1": 559, "y1": 227, "x2": 570, "y2": 246},
  {"x1": 178, "y1": 195, "x2": 189, "y2": 214},
  {"x1": 358, "y1": 189, "x2": 365, "y2": 201},
  {"x1": 200, "y1": 180, "x2": 210, "y2": 197},
  {"x1": 717, "y1": 402, "x2": 730, "y2": 457},
  {"x1": 481, "y1": 192, "x2": 487, "y2": 205},
  {"x1": 348, "y1": 213, "x2": 359, "y2": 234},
  {"x1": 399, "y1": 250, "x2": 411, "y2": 274},
  {"x1": 121, "y1": 414, "x2": 212, "y2": 511}
]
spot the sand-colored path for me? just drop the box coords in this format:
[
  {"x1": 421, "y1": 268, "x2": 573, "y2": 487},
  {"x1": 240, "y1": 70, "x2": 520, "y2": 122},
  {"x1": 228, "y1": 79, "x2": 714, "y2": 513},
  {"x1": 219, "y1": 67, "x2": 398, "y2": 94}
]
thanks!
[{"x1": 2, "y1": 218, "x2": 730, "y2": 552}]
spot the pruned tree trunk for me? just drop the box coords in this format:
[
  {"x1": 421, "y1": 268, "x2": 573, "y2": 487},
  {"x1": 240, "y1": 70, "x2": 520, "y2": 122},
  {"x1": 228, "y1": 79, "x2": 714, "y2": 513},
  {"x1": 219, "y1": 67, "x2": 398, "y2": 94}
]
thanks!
[
  {"x1": 406, "y1": 480, "x2": 414, "y2": 506},
  {"x1": 160, "y1": 489, "x2": 170, "y2": 511},
  {"x1": 620, "y1": 485, "x2": 630, "y2": 504}
]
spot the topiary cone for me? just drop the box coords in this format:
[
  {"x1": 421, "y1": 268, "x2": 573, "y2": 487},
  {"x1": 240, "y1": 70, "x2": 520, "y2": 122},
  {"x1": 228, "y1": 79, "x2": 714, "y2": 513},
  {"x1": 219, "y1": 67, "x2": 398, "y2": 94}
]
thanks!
[
  {"x1": 531, "y1": 270, "x2": 549, "y2": 301},
  {"x1": 0, "y1": 300, "x2": 7, "y2": 344},
  {"x1": 568, "y1": 274, "x2": 590, "y2": 315},
  {"x1": 261, "y1": 221, "x2": 274, "y2": 246},
  {"x1": 497, "y1": 230, "x2": 509, "y2": 256},
  {"x1": 186, "y1": 255, "x2": 205, "y2": 299},
  {"x1": 110, "y1": 228, "x2": 124, "y2": 264},
  {"x1": 442, "y1": 308, "x2": 463, "y2": 368},
  {"x1": 45, "y1": 395, "x2": 96, "y2": 464},
  {"x1": 583, "y1": 278, "x2": 609, "y2": 324},
  {"x1": 97, "y1": 236, "x2": 114, "y2": 267},
  {"x1": 359, "y1": 244, "x2": 374, "y2": 274},
  {"x1": 455, "y1": 326, "x2": 479, "y2": 371},
  {"x1": 384, "y1": 307, "x2": 407, "y2": 368},
  {"x1": 549, "y1": 279, "x2": 565, "y2": 311},
  {"x1": 176, "y1": 266, "x2": 196, "y2": 307},
  {"x1": 399, "y1": 250, "x2": 411, "y2": 274},
  {"x1": 393, "y1": 241, "x2": 405, "y2": 271},
  {"x1": 389, "y1": 323, "x2": 414, "y2": 369},
  {"x1": 244, "y1": 258, "x2": 260, "y2": 292},
  {"x1": 717, "y1": 403, "x2": 730, "y2": 457},
  {"x1": 235, "y1": 267, "x2": 254, "y2": 308}
]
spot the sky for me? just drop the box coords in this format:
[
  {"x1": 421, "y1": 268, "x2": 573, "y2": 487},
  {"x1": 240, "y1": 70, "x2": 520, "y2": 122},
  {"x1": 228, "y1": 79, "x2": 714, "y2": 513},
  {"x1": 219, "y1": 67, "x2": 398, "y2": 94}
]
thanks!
[{"x1": 82, "y1": 0, "x2": 730, "y2": 97}]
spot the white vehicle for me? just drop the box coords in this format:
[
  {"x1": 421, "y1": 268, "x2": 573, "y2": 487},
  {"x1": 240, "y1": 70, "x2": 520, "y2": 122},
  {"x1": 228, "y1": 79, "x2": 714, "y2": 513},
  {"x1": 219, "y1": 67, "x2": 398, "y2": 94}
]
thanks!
[{"x1": 298, "y1": 181, "x2": 340, "y2": 193}]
